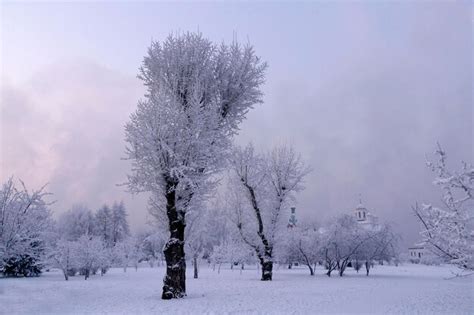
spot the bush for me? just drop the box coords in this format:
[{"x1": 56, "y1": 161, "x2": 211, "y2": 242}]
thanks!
[{"x1": 2, "y1": 255, "x2": 42, "y2": 277}]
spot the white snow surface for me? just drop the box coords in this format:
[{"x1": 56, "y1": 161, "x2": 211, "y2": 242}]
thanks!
[{"x1": 1, "y1": 264, "x2": 472, "y2": 314}]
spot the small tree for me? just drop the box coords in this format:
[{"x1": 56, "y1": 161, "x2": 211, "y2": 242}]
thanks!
[
  {"x1": 294, "y1": 224, "x2": 321, "y2": 276},
  {"x1": 46, "y1": 238, "x2": 77, "y2": 280},
  {"x1": 74, "y1": 235, "x2": 107, "y2": 280},
  {"x1": 230, "y1": 144, "x2": 310, "y2": 280},
  {"x1": 321, "y1": 215, "x2": 368, "y2": 277},
  {"x1": 95, "y1": 204, "x2": 113, "y2": 246},
  {"x1": 111, "y1": 202, "x2": 130, "y2": 245},
  {"x1": 116, "y1": 236, "x2": 143, "y2": 272},
  {"x1": 356, "y1": 224, "x2": 399, "y2": 276}
]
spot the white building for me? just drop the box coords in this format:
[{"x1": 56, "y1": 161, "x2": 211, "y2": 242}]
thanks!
[
  {"x1": 408, "y1": 245, "x2": 425, "y2": 263},
  {"x1": 354, "y1": 200, "x2": 379, "y2": 230}
]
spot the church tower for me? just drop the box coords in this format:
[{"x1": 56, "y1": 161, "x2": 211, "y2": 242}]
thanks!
[{"x1": 355, "y1": 197, "x2": 367, "y2": 222}]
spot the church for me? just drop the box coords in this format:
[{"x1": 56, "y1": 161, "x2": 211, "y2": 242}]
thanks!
[{"x1": 353, "y1": 200, "x2": 380, "y2": 230}]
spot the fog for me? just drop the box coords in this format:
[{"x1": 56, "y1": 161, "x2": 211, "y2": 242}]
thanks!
[{"x1": 1, "y1": 2, "x2": 471, "y2": 248}]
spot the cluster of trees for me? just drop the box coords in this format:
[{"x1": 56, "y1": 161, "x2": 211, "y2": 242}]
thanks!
[
  {"x1": 207, "y1": 211, "x2": 399, "y2": 278},
  {"x1": 124, "y1": 32, "x2": 267, "y2": 299},
  {"x1": 318, "y1": 215, "x2": 399, "y2": 277},
  {"x1": 47, "y1": 202, "x2": 133, "y2": 280},
  {"x1": 0, "y1": 178, "x2": 146, "y2": 280}
]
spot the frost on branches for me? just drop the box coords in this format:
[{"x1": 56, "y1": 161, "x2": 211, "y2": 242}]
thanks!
[
  {"x1": 0, "y1": 177, "x2": 52, "y2": 277},
  {"x1": 124, "y1": 32, "x2": 267, "y2": 299},
  {"x1": 229, "y1": 144, "x2": 310, "y2": 281},
  {"x1": 414, "y1": 145, "x2": 474, "y2": 271}
]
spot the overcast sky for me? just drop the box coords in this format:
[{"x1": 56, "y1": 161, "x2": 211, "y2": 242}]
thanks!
[{"x1": 1, "y1": 2, "x2": 472, "y2": 248}]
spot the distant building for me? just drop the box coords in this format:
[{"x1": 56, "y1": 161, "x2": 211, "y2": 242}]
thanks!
[
  {"x1": 407, "y1": 241, "x2": 442, "y2": 264},
  {"x1": 408, "y1": 245, "x2": 426, "y2": 263},
  {"x1": 353, "y1": 199, "x2": 379, "y2": 230}
]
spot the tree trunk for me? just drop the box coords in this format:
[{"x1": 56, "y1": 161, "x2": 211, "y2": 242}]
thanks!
[
  {"x1": 307, "y1": 263, "x2": 314, "y2": 276},
  {"x1": 63, "y1": 270, "x2": 68, "y2": 281},
  {"x1": 193, "y1": 256, "x2": 198, "y2": 279},
  {"x1": 161, "y1": 184, "x2": 186, "y2": 300},
  {"x1": 365, "y1": 261, "x2": 370, "y2": 276},
  {"x1": 339, "y1": 260, "x2": 347, "y2": 277},
  {"x1": 260, "y1": 258, "x2": 273, "y2": 281}
]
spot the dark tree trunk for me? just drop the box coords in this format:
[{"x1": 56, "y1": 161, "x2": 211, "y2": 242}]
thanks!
[
  {"x1": 339, "y1": 260, "x2": 348, "y2": 277},
  {"x1": 63, "y1": 270, "x2": 68, "y2": 281},
  {"x1": 162, "y1": 182, "x2": 186, "y2": 300},
  {"x1": 288, "y1": 263, "x2": 292, "y2": 269},
  {"x1": 261, "y1": 259, "x2": 273, "y2": 281},
  {"x1": 365, "y1": 261, "x2": 370, "y2": 276},
  {"x1": 242, "y1": 182, "x2": 274, "y2": 281},
  {"x1": 193, "y1": 256, "x2": 198, "y2": 279}
]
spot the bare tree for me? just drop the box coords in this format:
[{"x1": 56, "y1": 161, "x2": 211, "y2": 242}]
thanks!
[
  {"x1": 413, "y1": 144, "x2": 473, "y2": 271},
  {"x1": 229, "y1": 144, "x2": 310, "y2": 280}
]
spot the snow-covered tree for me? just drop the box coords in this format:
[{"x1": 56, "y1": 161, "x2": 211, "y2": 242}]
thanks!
[
  {"x1": 286, "y1": 223, "x2": 321, "y2": 276},
  {"x1": 321, "y1": 215, "x2": 367, "y2": 277},
  {"x1": 111, "y1": 201, "x2": 130, "y2": 245},
  {"x1": 46, "y1": 238, "x2": 76, "y2": 280},
  {"x1": 209, "y1": 243, "x2": 228, "y2": 273},
  {"x1": 73, "y1": 235, "x2": 108, "y2": 280},
  {"x1": 115, "y1": 236, "x2": 143, "y2": 272},
  {"x1": 185, "y1": 206, "x2": 211, "y2": 279},
  {"x1": 229, "y1": 144, "x2": 310, "y2": 280},
  {"x1": 57, "y1": 205, "x2": 96, "y2": 241},
  {"x1": 95, "y1": 204, "x2": 113, "y2": 246},
  {"x1": 124, "y1": 32, "x2": 267, "y2": 298},
  {"x1": 414, "y1": 145, "x2": 474, "y2": 270},
  {"x1": 355, "y1": 223, "x2": 399, "y2": 275},
  {"x1": 140, "y1": 230, "x2": 167, "y2": 267},
  {"x1": 0, "y1": 177, "x2": 52, "y2": 277}
]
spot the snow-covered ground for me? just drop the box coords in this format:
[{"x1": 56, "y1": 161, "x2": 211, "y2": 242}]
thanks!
[{"x1": 1, "y1": 263, "x2": 472, "y2": 314}]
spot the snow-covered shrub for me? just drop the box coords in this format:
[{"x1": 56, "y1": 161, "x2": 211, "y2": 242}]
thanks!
[{"x1": 0, "y1": 177, "x2": 52, "y2": 277}]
